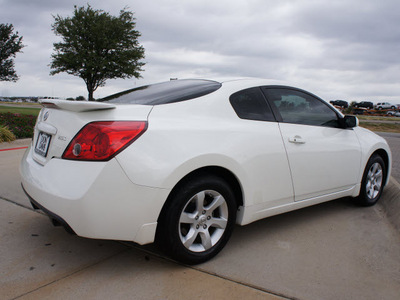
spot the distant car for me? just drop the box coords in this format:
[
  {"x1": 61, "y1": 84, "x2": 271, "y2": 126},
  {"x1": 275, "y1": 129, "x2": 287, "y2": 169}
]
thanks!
[
  {"x1": 376, "y1": 102, "x2": 396, "y2": 110},
  {"x1": 354, "y1": 101, "x2": 374, "y2": 109},
  {"x1": 20, "y1": 78, "x2": 392, "y2": 264},
  {"x1": 387, "y1": 111, "x2": 400, "y2": 117},
  {"x1": 330, "y1": 100, "x2": 348, "y2": 108}
]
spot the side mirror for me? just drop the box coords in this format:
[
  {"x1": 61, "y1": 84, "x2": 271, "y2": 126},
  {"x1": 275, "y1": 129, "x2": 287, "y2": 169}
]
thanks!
[{"x1": 340, "y1": 115, "x2": 358, "y2": 128}]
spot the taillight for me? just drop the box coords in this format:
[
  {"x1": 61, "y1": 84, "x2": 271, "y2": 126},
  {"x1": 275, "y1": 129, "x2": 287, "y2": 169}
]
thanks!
[{"x1": 62, "y1": 121, "x2": 147, "y2": 161}]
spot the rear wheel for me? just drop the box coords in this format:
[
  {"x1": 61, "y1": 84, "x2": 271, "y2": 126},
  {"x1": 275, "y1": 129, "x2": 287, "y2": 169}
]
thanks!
[
  {"x1": 355, "y1": 154, "x2": 385, "y2": 206},
  {"x1": 156, "y1": 175, "x2": 236, "y2": 264}
]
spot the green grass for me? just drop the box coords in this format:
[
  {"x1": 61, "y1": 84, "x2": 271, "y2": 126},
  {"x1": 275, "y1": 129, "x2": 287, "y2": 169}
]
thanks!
[
  {"x1": 357, "y1": 115, "x2": 400, "y2": 122},
  {"x1": 0, "y1": 105, "x2": 41, "y2": 116},
  {"x1": 359, "y1": 122, "x2": 400, "y2": 133},
  {"x1": 1, "y1": 102, "x2": 41, "y2": 106},
  {"x1": 356, "y1": 115, "x2": 400, "y2": 132}
]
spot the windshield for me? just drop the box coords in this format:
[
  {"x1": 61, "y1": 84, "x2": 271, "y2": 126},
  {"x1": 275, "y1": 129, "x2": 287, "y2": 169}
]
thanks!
[{"x1": 100, "y1": 79, "x2": 222, "y2": 105}]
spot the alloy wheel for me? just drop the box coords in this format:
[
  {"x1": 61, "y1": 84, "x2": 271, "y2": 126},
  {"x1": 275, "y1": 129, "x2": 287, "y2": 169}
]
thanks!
[
  {"x1": 178, "y1": 190, "x2": 228, "y2": 252},
  {"x1": 366, "y1": 162, "x2": 383, "y2": 200}
]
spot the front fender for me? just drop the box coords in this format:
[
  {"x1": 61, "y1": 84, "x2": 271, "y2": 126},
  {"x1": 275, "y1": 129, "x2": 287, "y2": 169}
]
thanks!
[{"x1": 354, "y1": 127, "x2": 392, "y2": 186}]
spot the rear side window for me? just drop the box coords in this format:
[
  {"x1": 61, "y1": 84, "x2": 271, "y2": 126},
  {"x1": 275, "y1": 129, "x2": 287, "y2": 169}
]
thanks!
[
  {"x1": 100, "y1": 79, "x2": 221, "y2": 105},
  {"x1": 229, "y1": 88, "x2": 275, "y2": 121}
]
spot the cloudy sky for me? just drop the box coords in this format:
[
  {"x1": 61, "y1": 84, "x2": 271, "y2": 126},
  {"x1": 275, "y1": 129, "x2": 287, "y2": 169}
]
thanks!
[{"x1": 0, "y1": 0, "x2": 399, "y2": 103}]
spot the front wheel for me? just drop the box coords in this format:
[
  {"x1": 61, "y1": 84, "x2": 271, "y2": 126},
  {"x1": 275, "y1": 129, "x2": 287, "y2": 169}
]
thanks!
[
  {"x1": 156, "y1": 175, "x2": 237, "y2": 264},
  {"x1": 355, "y1": 154, "x2": 386, "y2": 206}
]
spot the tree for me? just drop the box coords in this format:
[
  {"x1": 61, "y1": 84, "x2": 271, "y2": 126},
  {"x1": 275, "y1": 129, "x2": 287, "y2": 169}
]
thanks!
[
  {"x1": 50, "y1": 5, "x2": 145, "y2": 101},
  {"x1": 0, "y1": 24, "x2": 24, "y2": 82}
]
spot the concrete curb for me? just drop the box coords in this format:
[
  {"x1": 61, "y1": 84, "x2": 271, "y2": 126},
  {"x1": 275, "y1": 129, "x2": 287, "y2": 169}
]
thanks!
[
  {"x1": 381, "y1": 177, "x2": 400, "y2": 233},
  {"x1": 0, "y1": 138, "x2": 31, "y2": 150}
]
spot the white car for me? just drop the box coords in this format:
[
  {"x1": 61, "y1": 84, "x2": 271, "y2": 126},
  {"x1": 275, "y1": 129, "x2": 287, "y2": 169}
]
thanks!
[
  {"x1": 376, "y1": 102, "x2": 396, "y2": 110},
  {"x1": 20, "y1": 78, "x2": 391, "y2": 264},
  {"x1": 387, "y1": 111, "x2": 400, "y2": 117}
]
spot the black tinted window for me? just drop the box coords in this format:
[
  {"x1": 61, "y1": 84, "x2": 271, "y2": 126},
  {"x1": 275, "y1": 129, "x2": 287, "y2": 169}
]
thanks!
[
  {"x1": 100, "y1": 79, "x2": 221, "y2": 105},
  {"x1": 263, "y1": 88, "x2": 339, "y2": 127},
  {"x1": 229, "y1": 88, "x2": 275, "y2": 121}
]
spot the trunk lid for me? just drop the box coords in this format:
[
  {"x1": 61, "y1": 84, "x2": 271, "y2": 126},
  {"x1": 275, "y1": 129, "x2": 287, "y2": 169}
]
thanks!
[{"x1": 32, "y1": 100, "x2": 153, "y2": 165}]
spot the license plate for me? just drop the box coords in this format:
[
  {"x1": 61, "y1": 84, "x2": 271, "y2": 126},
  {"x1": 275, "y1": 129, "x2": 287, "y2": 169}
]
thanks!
[{"x1": 35, "y1": 132, "x2": 52, "y2": 157}]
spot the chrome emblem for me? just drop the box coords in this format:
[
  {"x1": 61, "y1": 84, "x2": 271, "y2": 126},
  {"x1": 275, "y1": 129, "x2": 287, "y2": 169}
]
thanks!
[{"x1": 43, "y1": 111, "x2": 49, "y2": 121}]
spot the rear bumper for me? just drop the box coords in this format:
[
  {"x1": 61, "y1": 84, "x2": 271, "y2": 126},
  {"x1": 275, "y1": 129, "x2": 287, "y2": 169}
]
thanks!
[
  {"x1": 22, "y1": 184, "x2": 76, "y2": 235},
  {"x1": 20, "y1": 146, "x2": 170, "y2": 245}
]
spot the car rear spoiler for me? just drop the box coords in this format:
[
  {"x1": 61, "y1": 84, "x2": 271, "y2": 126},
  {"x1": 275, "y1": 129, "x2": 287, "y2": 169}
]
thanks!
[{"x1": 39, "y1": 99, "x2": 116, "y2": 112}]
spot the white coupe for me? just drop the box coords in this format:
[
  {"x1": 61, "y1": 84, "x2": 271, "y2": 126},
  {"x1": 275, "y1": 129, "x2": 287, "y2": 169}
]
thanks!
[{"x1": 20, "y1": 78, "x2": 391, "y2": 264}]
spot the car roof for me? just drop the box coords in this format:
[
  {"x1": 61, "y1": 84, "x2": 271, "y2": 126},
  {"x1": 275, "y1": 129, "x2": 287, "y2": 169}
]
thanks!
[
  {"x1": 207, "y1": 77, "x2": 308, "y2": 92},
  {"x1": 207, "y1": 77, "x2": 290, "y2": 86}
]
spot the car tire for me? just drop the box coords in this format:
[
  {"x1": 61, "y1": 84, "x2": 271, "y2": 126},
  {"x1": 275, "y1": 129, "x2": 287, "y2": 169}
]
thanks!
[
  {"x1": 391, "y1": 106, "x2": 396, "y2": 109},
  {"x1": 355, "y1": 154, "x2": 385, "y2": 206},
  {"x1": 156, "y1": 174, "x2": 237, "y2": 264}
]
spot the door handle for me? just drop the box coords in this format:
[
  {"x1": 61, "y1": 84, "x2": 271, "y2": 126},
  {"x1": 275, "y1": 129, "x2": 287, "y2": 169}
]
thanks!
[{"x1": 289, "y1": 136, "x2": 306, "y2": 144}]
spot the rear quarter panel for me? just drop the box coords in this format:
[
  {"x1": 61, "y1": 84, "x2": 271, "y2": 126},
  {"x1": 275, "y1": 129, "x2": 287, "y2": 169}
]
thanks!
[{"x1": 116, "y1": 87, "x2": 294, "y2": 209}]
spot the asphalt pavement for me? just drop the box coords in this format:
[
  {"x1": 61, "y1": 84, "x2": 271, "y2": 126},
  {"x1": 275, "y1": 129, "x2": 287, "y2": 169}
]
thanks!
[
  {"x1": 377, "y1": 132, "x2": 400, "y2": 182},
  {"x1": 1, "y1": 137, "x2": 400, "y2": 300}
]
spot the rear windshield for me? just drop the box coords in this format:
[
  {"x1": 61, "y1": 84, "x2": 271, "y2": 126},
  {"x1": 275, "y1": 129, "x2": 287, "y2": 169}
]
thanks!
[{"x1": 100, "y1": 79, "x2": 222, "y2": 105}]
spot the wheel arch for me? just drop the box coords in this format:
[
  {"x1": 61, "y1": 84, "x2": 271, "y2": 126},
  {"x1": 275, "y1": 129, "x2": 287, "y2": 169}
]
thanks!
[
  {"x1": 156, "y1": 166, "x2": 244, "y2": 224},
  {"x1": 372, "y1": 148, "x2": 390, "y2": 186}
]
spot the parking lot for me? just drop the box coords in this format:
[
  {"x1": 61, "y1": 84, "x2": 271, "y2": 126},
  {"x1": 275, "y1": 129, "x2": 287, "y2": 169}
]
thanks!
[{"x1": 1, "y1": 137, "x2": 400, "y2": 300}]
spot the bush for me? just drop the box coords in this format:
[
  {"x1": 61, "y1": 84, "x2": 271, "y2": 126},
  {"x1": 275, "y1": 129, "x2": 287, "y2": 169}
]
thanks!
[
  {"x1": 0, "y1": 125, "x2": 16, "y2": 142},
  {"x1": 0, "y1": 112, "x2": 37, "y2": 139}
]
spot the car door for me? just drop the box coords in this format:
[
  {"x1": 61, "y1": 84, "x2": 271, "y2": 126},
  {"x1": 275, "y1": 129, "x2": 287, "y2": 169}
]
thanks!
[
  {"x1": 262, "y1": 87, "x2": 361, "y2": 201},
  {"x1": 229, "y1": 87, "x2": 294, "y2": 207}
]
